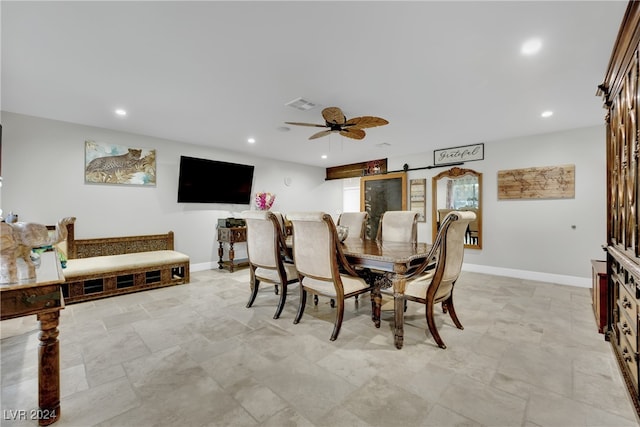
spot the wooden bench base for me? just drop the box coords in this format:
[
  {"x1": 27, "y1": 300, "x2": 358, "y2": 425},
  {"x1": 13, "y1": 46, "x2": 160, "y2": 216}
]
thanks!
[{"x1": 62, "y1": 259, "x2": 189, "y2": 304}]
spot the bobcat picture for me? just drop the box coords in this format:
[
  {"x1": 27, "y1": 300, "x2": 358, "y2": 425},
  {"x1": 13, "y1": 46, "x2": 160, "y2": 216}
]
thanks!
[{"x1": 85, "y1": 140, "x2": 156, "y2": 185}]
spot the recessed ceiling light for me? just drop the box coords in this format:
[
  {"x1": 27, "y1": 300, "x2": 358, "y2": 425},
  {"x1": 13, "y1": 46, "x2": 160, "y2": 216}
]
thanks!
[
  {"x1": 248, "y1": 138, "x2": 256, "y2": 144},
  {"x1": 321, "y1": 154, "x2": 327, "y2": 159},
  {"x1": 115, "y1": 108, "x2": 127, "y2": 116},
  {"x1": 521, "y1": 38, "x2": 542, "y2": 56},
  {"x1": 541, "y1": 110, "x2": 553, "y2": 118}
]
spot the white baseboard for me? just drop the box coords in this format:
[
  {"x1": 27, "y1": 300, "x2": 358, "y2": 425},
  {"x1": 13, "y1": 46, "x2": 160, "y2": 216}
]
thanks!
[
  {"x1": 190, "y1": 261, "x2": 590, "y2": 288},
  {"x1": 190, "y1": 261, "x2": 218, "y2": 272},
  {"x1": 462, "y1": 263, "x2": 591, "y2": 288}
]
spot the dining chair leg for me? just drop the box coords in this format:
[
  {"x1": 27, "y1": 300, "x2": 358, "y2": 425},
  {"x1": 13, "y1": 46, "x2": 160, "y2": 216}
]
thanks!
[
  {"x1": 294, "y1": 288, "x2": 307, "y2": 324},
  {"x1": 330, "y1": 297, "x2": 345, "y2": 341},
  {"x1": 274, "y1": 283, "x2": 287, "y2": 319},
  {"x1": 443, "y1": 296, "x2": 463, "y2": 330},
  {"x1": 246, "y1": 278, "x2": 260, "y2": 308},
  {"x1": 426, "y1": 301, "x2": 446, "y2": 349}
]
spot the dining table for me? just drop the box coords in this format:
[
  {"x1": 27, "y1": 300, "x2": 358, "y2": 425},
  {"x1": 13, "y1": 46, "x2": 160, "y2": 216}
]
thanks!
[
  {"x1": 339, "y1": 238, "x2": 433, "y2": 349},
  {"x1": 284, "y1": 233, "x2": 434, "y2": 349}
]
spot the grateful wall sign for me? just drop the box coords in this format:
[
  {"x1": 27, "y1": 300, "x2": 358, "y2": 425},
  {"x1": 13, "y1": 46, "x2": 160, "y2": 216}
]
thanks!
[{"x1": 433, "y1": 143, "x2": 484, "y2": 166}]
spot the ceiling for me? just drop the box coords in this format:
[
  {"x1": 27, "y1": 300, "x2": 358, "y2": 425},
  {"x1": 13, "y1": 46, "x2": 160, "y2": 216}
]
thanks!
[{"x1": 1, "y1": 1, "x2": 629, "y2": 168}]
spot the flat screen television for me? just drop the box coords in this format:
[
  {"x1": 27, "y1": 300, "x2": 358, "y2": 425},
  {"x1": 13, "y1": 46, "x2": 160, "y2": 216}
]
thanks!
[{"x1": 177, "y1": 156, "x2": 255, "y2": 204}]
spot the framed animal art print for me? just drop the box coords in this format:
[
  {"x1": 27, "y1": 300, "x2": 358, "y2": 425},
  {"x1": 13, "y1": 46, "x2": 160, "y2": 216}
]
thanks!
[{"x1": 84, "y1": 140, "x2": 156, "y2": 186}]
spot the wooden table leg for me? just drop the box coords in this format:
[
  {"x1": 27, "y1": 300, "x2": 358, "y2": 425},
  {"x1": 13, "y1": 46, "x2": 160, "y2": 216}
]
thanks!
[
  {"x1": 218, "y1": 242, "x2": 224, "y2": 269},
  {"x1": 392, "y1": 273, "x2": 407, "y2": 350},
  {"x1": 37, "y1": 311, "x2": 61, "y2": 425},
  {"x1": 228, "y1": 242, "x2": 235, "y2": 272},
  {"x1": 393, "y1": 292, "x2": 405, "y2": 349},
  {"x1": 370, "y1": 288, "x2": 381, "y2": 328},
  {"x1": 368, "y1": 272, "x2": 392, "y2": 328}
]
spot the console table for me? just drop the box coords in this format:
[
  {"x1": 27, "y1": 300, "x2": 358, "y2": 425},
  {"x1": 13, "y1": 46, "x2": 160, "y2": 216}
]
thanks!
[
  {"x1": 1, "y1": 251, "x2": 64, "y2": 425},
  {"x1": 216, "y1": 226, "x2": 248, "y2": 272}
]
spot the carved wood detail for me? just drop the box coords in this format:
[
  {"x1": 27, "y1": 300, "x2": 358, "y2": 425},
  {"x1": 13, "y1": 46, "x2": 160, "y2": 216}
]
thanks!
[{"x1": 600, "y1": 1, "x2": 640, "y2": 421}]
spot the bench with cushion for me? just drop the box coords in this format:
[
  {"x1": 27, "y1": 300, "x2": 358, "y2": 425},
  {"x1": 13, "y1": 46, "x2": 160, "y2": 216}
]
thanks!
[{"x1": 58, "y1": 222, "x2": 190, "y2": 303}]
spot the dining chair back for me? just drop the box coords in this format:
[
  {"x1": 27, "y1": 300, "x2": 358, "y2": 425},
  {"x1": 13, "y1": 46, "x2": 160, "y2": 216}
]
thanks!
[
  {"x1": 337, "y1": 211, "x2": 368, "y2": 240},
  {"x1": 437, "y1": 209, "x2": 454, "y2": 227},
  {"x1": 240, "y1": 210, "x2": 298, "y2": 319},
  {"x1": 271, "y1": 211, "x2": 285, "y2": 232},
  {"x1": 401, "y1": 210, "x2": 475, "y2": 348},
  {"x1": 286, "y1": 211, "x2": 371, "y2": 341},
  {"x1": 376, "y1": 210, "x2": 418, "y2": 243}
]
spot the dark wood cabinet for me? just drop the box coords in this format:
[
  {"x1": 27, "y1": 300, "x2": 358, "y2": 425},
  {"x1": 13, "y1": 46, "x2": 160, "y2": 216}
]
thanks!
[
  {"x1": 217, "y1": 226, "x2": 248, "y2": 272},
  {"x1": 598, "y1": 1, "x2": 640, "y2": 418}
]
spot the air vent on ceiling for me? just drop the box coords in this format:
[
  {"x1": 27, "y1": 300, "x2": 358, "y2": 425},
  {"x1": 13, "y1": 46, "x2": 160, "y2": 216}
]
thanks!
[{"x1": 285, "y1": 97, "x2": 318, "y2": 111}]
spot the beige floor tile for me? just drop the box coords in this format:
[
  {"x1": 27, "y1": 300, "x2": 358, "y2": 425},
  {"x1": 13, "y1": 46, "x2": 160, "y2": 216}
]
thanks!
[{"x1": 1, "y1": 269, "x2": 638, "y2": 427}]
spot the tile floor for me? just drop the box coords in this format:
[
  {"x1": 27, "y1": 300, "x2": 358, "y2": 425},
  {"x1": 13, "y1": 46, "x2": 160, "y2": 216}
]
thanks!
[{"x1": 1, "y1": 269, "x2": 639, "y2": 427}]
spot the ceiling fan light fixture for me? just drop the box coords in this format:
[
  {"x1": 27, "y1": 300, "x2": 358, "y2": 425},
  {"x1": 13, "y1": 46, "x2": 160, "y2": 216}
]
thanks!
[
  {"x1": 285, "y1": 97, "x2": 318, "y2": 111},
  {"x1": 286, "y1": 106, "x2": 389, "y2": 141}
]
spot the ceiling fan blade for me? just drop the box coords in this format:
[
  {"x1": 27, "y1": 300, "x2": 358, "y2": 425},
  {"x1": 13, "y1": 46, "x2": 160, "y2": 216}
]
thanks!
[
  {"x1": 339, "y1": 128, "x2": 366, "y2": 140},
  {"x1": 285, "y1": 121, "x2": 327, "y2": 128},
  {"x1": 309, "y1": 129, "x2": 333, "y2": 140},
  {"x1": 343, "y1": 116, "x2": 389, "y2": 129},
  {"x1": 322, "y1": 107, "x2": 346, "y2": 125}
]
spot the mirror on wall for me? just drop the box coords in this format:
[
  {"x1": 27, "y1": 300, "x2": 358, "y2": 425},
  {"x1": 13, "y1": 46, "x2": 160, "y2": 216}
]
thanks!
[{"x1": 432, "y1": 167, "x2": 482, "y2": 249}]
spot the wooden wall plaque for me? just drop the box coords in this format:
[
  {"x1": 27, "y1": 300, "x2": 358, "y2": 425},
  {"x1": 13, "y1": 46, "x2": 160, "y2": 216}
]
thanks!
[
  {"x1": 326, "y1": 158, "x2": 387, "y2": 180},
  {"x1": 497, "y1": 164, "x2": 575, "y2": 200}
]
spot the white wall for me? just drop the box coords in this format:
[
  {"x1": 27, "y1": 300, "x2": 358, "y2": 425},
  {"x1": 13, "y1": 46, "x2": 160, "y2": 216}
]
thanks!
[
  {"x1": 1, "y1": 112, "x2": 342, "y2": 268},
  {"x1": 2, "y1": 112, "x2": 606, "y2": 284},
  {"x1": 385, "y1": 125, "x2": 606, "y2": 285}
]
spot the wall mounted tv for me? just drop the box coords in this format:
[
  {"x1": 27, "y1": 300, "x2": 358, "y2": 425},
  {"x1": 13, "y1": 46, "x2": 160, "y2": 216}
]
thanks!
[{"x1": 177, "y1": 156, "x2": 255, "y2": 204}]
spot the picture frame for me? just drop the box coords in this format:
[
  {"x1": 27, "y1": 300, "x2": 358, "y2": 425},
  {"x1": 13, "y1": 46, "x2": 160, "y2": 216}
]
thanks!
[
  {"x1": 497, "y1": 164, "x2": 575, "y2": 200},
  {"x1": 410, "y1": 178, "x2": 426, "y2": 222},
  {"x1": 84, "y1": 140, "x2": 156, "y2": 186},
  {"x1": 360, "y1": 172, "x2": 407, "y2": 239}
]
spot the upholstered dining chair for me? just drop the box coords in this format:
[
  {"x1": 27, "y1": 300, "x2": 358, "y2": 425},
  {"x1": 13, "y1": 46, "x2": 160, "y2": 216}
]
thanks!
[
  {"x1": 396, "y1": 210, "x2": 475, "y2": 349},
  {"x1": 287, "y1": 211, "x2": 371, "y2": 341},
  {"x1": 240, "y1": 210, "x2": 298, "y2": 319},
  {"x1": 337, "y1": 211, "x2": 368, "y2": 240},
  {"x1": 376, "y1": 210, "x2": 419, "y2": 243}
]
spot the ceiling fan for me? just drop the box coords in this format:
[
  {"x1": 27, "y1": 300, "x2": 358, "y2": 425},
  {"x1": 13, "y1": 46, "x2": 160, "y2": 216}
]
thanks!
[{"x1": 285, "y1": 107, "x2": 389, "y2": 140}]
